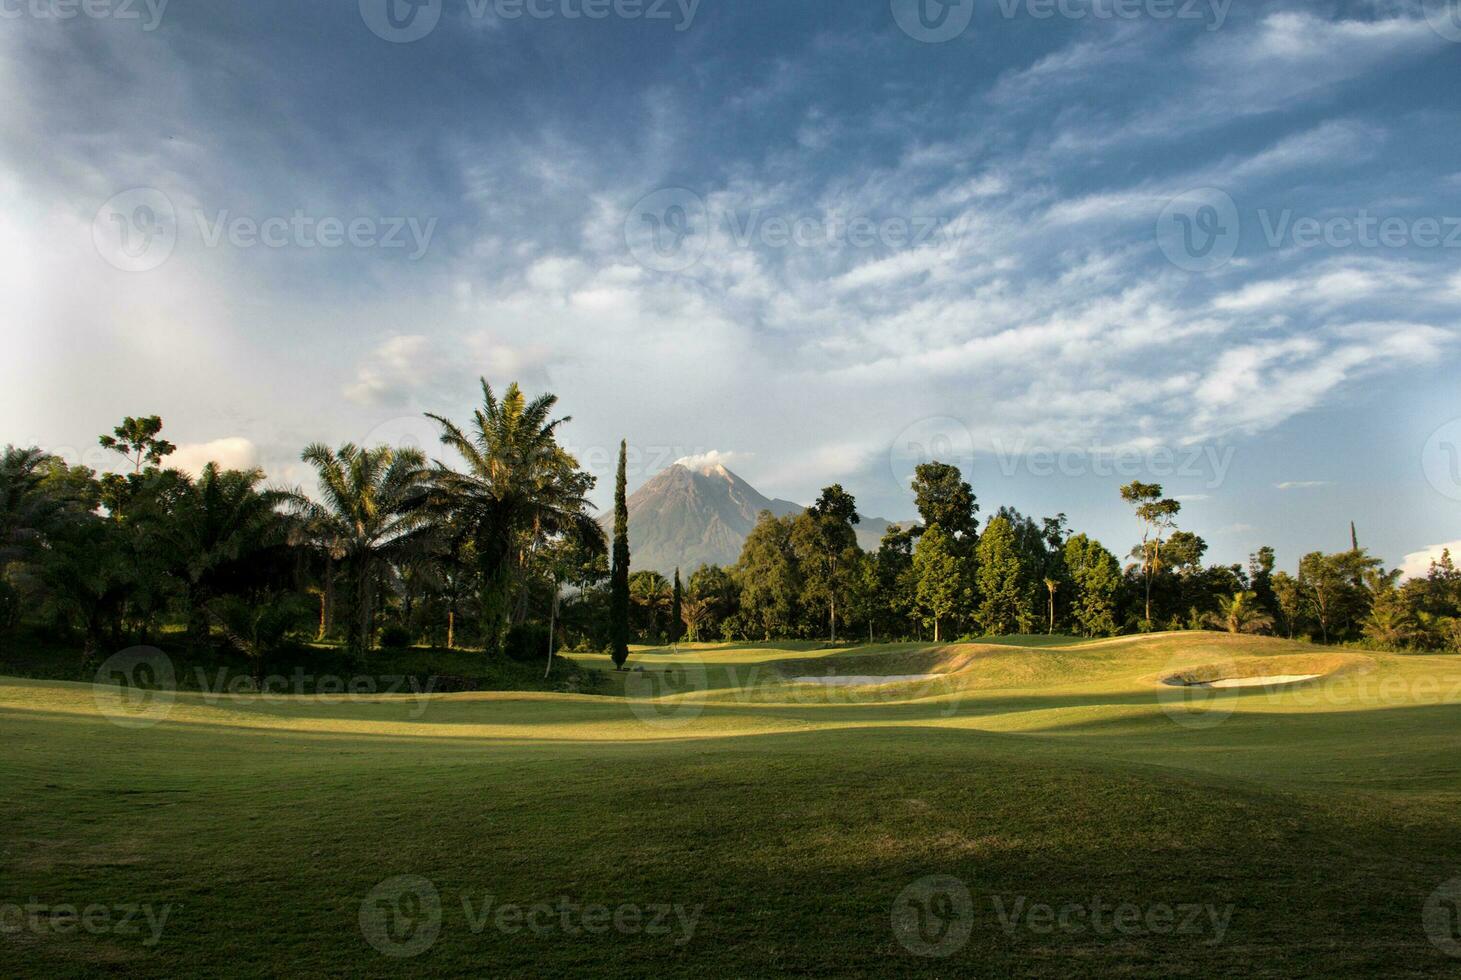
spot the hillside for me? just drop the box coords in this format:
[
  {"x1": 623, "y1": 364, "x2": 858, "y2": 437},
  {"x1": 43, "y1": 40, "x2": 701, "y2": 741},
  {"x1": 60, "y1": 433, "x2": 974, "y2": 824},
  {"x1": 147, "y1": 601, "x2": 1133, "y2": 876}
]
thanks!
[{"x1": 613, "y1": 460, "x2": 902, "y2": 575}]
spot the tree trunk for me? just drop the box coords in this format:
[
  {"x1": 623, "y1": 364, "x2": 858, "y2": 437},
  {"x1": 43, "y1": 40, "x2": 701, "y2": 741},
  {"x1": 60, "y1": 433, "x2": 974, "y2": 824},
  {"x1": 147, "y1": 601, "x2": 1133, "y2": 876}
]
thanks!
[
  {"x1": 544, "y1": 584, "x2": 558, "y2": 679},
  {"x1": 447, "y1": 609, "x2": 455, "y2": 650},
  {"x1": 829, "y1": 596, "x2": 836, "y2": 644},
  {"x1": 934, "y1": 617, "x2": 941, "y2": 643}
]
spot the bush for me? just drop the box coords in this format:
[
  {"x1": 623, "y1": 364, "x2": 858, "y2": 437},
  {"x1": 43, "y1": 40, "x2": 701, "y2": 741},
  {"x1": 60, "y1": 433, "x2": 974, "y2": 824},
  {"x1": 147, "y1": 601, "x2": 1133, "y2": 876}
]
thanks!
[
  {"x1": 504, "y1": 622, "x2": 551, "y2": 662},
  {"x1": 378, "y1": 623, "x2": 415, "y2": 649}
]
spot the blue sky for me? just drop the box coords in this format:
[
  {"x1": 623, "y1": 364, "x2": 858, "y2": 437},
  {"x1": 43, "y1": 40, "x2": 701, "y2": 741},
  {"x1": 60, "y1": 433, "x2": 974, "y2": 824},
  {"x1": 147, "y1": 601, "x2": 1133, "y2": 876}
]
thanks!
[{"x1": 3, "y1": 0, "x2": 1459, "y2": 574}]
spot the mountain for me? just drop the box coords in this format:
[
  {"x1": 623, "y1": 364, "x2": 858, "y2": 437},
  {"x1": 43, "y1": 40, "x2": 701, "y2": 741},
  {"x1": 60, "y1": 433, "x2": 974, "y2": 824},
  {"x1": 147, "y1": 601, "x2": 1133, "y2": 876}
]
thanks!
[{"x1": 610, "y1": 460, "x2": 904, "y2": 576}]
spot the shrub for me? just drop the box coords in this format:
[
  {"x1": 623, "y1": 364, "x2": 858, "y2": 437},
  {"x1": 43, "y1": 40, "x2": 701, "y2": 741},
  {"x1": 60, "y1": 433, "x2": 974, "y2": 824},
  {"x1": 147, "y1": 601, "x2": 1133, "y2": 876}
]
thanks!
[
  {"x1": 504, "y1": 622, "x2": 551, "y2": 662},
  {"x1": 378, "y1": 623, "x2": 415, "y2": 649}
]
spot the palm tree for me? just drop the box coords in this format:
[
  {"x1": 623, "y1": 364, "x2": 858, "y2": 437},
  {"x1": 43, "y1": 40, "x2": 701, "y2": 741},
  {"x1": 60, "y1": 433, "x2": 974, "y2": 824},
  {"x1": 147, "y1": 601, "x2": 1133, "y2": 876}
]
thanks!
[
  {"x1": 1043, "y1": 577, "x2": 1058, "y2": 634},
  {"x1": 294, "y1": 444, "x2": 428, "y2": 658},
  {"x1": 426, "y1": 380, "x2": 603, "y2": 654},
  {"x1": 1206, "y1": 590, "x2": 1274, "y2": 635},
  {"x1": 150, "y1": 463, "x2": 294, "y2": 651}
]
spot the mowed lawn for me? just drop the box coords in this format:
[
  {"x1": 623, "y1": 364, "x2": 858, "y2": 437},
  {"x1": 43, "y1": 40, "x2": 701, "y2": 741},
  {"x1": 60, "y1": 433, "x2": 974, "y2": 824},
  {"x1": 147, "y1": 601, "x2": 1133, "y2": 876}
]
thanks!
[{"x1": 4, "y1": 633, "x2": 1461, "y2": 977}]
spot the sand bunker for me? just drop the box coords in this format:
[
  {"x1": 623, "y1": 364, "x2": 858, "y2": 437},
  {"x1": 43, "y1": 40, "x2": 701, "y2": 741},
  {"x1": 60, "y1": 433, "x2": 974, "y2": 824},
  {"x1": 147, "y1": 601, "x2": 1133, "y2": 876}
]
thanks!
[
  {"x1": 1164, "y1": 674, "x2": 1321, "y2": 689},
  {"x1": 791, "y1": 674, "x2": 943, "y2": 687}
]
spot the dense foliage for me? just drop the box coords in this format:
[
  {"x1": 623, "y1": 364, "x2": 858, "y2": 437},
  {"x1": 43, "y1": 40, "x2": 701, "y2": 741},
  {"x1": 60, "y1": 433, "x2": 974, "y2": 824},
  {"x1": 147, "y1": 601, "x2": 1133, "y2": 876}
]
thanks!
[{"x1": 3, "y1": 398, "x2": 1459, "y2": 667}]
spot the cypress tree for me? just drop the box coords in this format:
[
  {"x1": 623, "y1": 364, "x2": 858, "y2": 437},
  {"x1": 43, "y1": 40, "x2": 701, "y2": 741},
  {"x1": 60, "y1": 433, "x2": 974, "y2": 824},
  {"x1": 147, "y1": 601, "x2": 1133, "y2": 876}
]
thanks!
[
  {"x1": 670, "y1": 567, "x2": 683, "y2": 643},
  {"x1": 610, "y1": 440, "x2": 631, "y2": 668}
]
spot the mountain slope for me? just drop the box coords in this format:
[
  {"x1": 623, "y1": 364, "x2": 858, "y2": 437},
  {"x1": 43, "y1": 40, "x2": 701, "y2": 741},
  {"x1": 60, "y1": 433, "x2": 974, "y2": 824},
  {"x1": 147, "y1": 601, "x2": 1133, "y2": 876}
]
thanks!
[{"x1": 612, "y1": 461, "x2": 903, "y2": 575}]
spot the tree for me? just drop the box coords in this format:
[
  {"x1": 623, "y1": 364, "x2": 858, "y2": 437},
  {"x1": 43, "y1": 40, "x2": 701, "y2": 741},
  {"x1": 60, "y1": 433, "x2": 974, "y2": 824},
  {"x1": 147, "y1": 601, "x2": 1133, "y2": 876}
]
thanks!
[
  {"x1": 99, "y1": 415, "x2": 176, "y2": 474},
  {"x1": 1043, "y1": 577, "x2": 1059, "y2": 635},
  {"x1": 874, "y1": 525, "x2": 918, "y2": 640},
  {"x1": 790, "y1": 484, "x2": 860, "y2": 642},
  {"x1": 913, "y1": 525, "x2": 963, "y2": 643},
  {"x1": 1206, "y1": 591, "x2": 1274, "y2": 634},
  {"x1": 1120, "y1": 481, "x2": 1180, "y2": 628},
  {"x1": 609, "y1": 440, "x2": 631, "y2": 667},
  {"x1": 670, "y1": 567, "x2": 684, "y2": 643},
  {"x1": 975, "y1": 515, "x2": 1037, "y2": 635},
  {"x1": 1272, "y1": 570, "x2": 1304, "y2": 639},
  {"x1": 629, "y1": 570, "x2": 670, "y2": 639},
  {"x1": 427, "y1": 380, "x2": 603, "y2": 655},
  {"x1": 1362, "y1": 570, "x2": 1416, "y2": 649},
  {"x1": 736, "y1": 512, "x2": 801, "y2": 640},
  {"x1": 296, "y1": 444, "x2": 428, "y2": 658},
  {"x1": 911, "y1": 462, "x2": 978, "y2": 548},
  {"x1": 1063, "y1": 534, "x2": 1121, "y2": 637}
]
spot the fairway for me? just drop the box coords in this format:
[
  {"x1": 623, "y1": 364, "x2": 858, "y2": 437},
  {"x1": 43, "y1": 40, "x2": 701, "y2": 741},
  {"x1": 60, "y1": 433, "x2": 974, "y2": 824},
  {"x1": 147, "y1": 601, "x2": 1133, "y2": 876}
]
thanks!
[{"x1": 4, "y1": 633, "x2": 1461, "y2": 976}]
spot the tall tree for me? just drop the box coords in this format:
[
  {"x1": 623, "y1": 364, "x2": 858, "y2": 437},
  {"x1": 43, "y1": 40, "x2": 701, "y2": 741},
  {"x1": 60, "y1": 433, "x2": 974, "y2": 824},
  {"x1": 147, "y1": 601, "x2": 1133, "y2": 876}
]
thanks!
[
  {"x1": 427, "y1": 381, "x2": 602, "y2": 655},
  {"x1": 790, "y1": 484, "x2": 860, "y2": 642},
  {"x1": 296, "y1": 445, "x2": 427, "y2": 658},
  {"x1": 975, "y1": 515, "x2": 1037, "y2": 635},
  {"x1": 99, "y1": 415, "x2": 176, "y2": 474},
  {"x1": 609, "y1": 439, "x2": 631, "y2": 668},
  {"x1": 1063, "y1": 533, "x2": 1121, "y2": 637},
  {"x1": 1120, "y1": 481, "x2": 1181, "y2": 628},
  {"x1": 670, "y1": 567, "x2": 684, "y2": 643},
  {"x1": 1206, "y1": 591, "x2": 1274, "y2": 634},
  {"x1": 911, "y1": 462, "x2": 979, "y2": 548},
  {"x1": 736, "y1": 512, "x2": 801, "y2": 640},
  {"x1": 913, "y1": 525, "x2": 963, "y2": 643}
]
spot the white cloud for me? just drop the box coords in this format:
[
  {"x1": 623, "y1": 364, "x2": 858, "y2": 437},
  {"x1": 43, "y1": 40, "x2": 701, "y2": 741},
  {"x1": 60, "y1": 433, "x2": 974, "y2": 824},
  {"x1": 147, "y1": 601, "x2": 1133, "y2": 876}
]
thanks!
[
  {"x1": 171, "y1": 438, "x2": 261, "y2": 477},
  {"x1": 1400, "y1": 540, "x2": 1461, "y2": 580},
  {"x1": 1275, "y1": 481, "x2": 1331, "y2": 491}
]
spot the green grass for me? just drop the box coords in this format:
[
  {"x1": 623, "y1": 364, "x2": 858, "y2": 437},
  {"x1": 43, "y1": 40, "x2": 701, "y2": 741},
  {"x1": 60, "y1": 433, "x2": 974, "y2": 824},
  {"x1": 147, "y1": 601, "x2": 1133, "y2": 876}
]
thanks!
[{"x1": 3, "y1": 632, "x2": 1461, "y2": 976}]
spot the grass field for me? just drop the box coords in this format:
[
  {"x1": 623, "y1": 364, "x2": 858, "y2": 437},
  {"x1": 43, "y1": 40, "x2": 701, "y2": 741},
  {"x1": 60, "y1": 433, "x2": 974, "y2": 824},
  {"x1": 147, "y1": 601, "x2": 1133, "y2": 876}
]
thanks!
[{"x1": 4, "y1": 632, "x2": 1461, "y2": 976}]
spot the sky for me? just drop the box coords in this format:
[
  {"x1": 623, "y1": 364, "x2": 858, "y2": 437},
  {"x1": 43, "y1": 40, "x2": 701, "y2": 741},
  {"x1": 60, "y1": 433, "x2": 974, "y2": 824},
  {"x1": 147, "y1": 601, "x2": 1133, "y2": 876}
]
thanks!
[{"x1": 3, "y1": 0, "x2": 1460, "y2": 575}]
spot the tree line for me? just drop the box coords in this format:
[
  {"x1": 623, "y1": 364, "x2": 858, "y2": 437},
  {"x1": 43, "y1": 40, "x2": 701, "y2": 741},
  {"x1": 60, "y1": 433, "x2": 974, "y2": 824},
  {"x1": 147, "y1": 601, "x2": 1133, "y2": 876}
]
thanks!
[
  {"x1": 630, "y1": 464, "x2": 1461, "y2": 652},
  {"x1": 3, "y1": 381, "x2": 1459, "y2": 677}
]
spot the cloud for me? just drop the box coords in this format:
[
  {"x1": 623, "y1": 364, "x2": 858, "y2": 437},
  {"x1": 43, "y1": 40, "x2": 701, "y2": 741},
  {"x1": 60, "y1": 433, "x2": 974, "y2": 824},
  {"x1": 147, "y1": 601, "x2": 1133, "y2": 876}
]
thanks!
[
  {"x1": 1399, "y1": 540, "x2": 1461, "y2": 580},
  {"x1": 674, "y1": 449, "x2": 751, "y2": 473},
  {"x1": 1275, "y1": 481, "x2": 1331, "y2": 490},
  {"x1": 170, "y1": 438, "x2": 261, "y2": 477}
]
